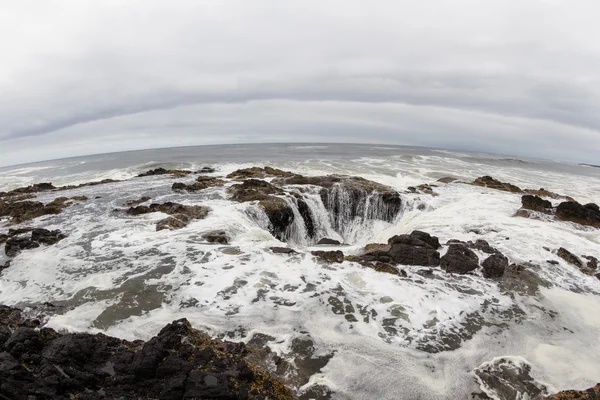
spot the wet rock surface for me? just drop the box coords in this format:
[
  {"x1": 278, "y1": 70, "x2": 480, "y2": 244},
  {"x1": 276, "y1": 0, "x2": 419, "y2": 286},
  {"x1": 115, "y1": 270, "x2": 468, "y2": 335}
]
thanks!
[
  {"x1": 5, "y1": 228, "x2": 66, "y2": 257},
  {"x1": 544, "y1": 384, "x2": 600, "y2": 399},
  {"x1": 316, "y1": 238, "x2": 341, "y2": 245},
  {"x1": 0, "y1": 197, "x2": 73, "y2": 224},
  {"x1": 0, "y1": 306, "x2": 294, "y2": 400},
  {"x1": 125, "y1": 202, "x2": 209, "y2": 231},
  {"x1": 521, "y1": 195, "x2": 553, "y2": 212},
  {"x1": 475, "y1": 357, "x2": 549, "y2": 400},
  {"x1": 440, "y1": 244, "x2": 479, "y2": 274},
  {"x1": 482, "y1": 253, "x2": 508, "y2": 278},
  {"x1": 137, "y1": 167, "x2": 191, "y2": 177},
  {"x1": 311, "y1": 250, "x2": 344, "y2": 263},
  {"x1": 472, "y1": 176, "x2": 522, "y2": 193},
  {"x1": 227, "y1": 166, "x2": 295, "y2": 180},
  {"x1": 555, "y1": 201, "x2": 600, "y2": 228},
  {"x1": 172, "y1": 176, "x2": 226, "y2": 192},
  {"x1": 123, "y1": 196, "x2": 151, "y2": 206}
]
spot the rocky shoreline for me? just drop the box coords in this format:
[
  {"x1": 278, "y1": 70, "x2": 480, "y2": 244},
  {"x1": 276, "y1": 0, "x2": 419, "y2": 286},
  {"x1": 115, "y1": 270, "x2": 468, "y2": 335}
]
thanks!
[{"x1": 1, "y1": 167, "x2": 600, "y2": 399}]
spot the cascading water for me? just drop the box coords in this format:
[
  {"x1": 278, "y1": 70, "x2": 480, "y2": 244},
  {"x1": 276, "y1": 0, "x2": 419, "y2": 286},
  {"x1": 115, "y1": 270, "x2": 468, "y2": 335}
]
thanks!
[{"x1": 263, "y1": 183, "x2": 406, "y2": 247}]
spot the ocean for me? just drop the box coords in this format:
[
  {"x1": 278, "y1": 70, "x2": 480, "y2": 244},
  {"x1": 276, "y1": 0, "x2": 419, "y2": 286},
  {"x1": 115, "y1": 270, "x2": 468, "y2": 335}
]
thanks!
[{"x1": 1, "y1": 143, "x2": 599, "y2": 399}]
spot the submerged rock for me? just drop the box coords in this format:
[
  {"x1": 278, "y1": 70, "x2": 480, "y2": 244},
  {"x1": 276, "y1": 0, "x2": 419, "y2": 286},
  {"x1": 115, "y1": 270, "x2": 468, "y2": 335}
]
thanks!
[
  {"x1": 557, "y1": 247, "x2": 583, "y2": 268},
  {"x1": 311, "y1": 250, "x2": 344, "y2": 263},
  {"x1": 124, "y1": 196, "x2": 151, "y2": 206},
  {"x1": 475, "y1": 356, "x2": 549, "y2": 400},
  {"x1": 270, "y1": 247, "x2": 298, "y2": 255},
  {"x1": 440, "y1": 244, "x2": 479, "y2": 274},
  {"x1": 202, "y1": 231, "x2": 229, "y2": 244},
  {"x1": 555, "y1": 201, "x2": 600, "y2": 228},
  {"x1": 0, "y1": 306, "x2": 295, "y2": 400},
  {"x1": 524, "y1": 188, "x2": 575, "y2": 202},
  {"x1": 472, "y1": 176, "x2": 522, "y2": 193},
  {"x1": 5, "y1": 228, "x2": 66, "y2": 257}
]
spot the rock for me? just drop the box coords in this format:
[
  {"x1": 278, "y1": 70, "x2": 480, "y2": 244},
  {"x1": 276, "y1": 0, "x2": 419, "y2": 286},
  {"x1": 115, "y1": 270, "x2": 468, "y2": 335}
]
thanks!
[
  {"x1": 137, "y1": 167, "x2": 191, "y2": 177},
  {"x1": 482, "y1": 253, "x2": 508, "y2": 278},
  {"x1": 0, "y1": 307, "x2": 295, "y2": 400},
  {"x1": 437, "y1": 177, "x2": 457, "y2": 183},
  {"x1": 472, "y1": 176, "x2": 522, "y2": 193},
  {"x1": 312, "y1": 250, "x2": 344, "y2": 263},
  {"x1": 557, "y1": 247, "x2": 583, "y2": 268},
  {"x1": 227, "y1": 166, "x2": 296, "y2": 179},
  {"x1": 469, "y1": 239, "x2": 498, "y2": 254},
  {"x1": 5, "y1": 237, "x2": 40, "y2": 258},
  {"x1": 126, "y1": 202, "x2": 209, "y2": 231},
  {"x1": 124, "y1": 196, "x2": 151, "y2": 206},
  {"x1": 521, "y1": 195, "x2": 552, "y2": 212},
  {"x1": 270, "y1": 247, "x2": 297, "y2": 254},
  {"x1": 228, "y1": 179, "x2": 283, "y2": 202},
  {"x1": 70, "y1": 195, "x2": 88, "y2": 201},
  {"x1": 440, "y1": 244, "x2": 479, "y2": 274},
  {"x1": 156, "y1": 216, "x2": 189, "y2": 231},
  {"x1": 56, "y1": 178, "x2": 120, "y2": 191},
  {"x1": 384, "y1": 232, "x2": 441, "y2": 266},
  {"x1": 0, "y1": 234, "x2": 7, "y2": 244},
  {"x1": 5, "y1": 229, "x2": 66, "y2": 257},
  {"x1": 524, "y1": 188, "x2": 575, "y2": 201},
  {"x1": 0, "y1": 197, "x2": 72, "y2": 224},
  {"x1": 544, "y1": 384, "x2": 600, "y2": 399},
  {"x1": 546, "y1": 260, "x2": 559, "y2": 265},
  {"x1": 31, "y1": 228, "x2": 65, "y2": 245},
  {"x1": 198, "y1": 166, "x2": 216, "y2": 173},
  {"x1": 364, "y1": 243, "x2": 390, "y2": 253},
  {"x1": 475, "y1": 357, "x2": 550, "y2": 400},
  {"x1": 556, "y1": 201, "x2": 600, "y2": 228},
  {"x1": 0, "y1": 182, "x2": 56, "y2": 197},
  {"x1": 202, "y1": 231, "x2": 229, "y2": 244},
  {"x1": 583, "y1": 255, "x2": 598, "y2": 271},
  {"x1": 498, "y1": 263, "x2": 551, "y2": 296},
  {"x1": 409, "y1": 230, "x2": 441, "y2": 249},
  {"x1": 0, "y1": 260, "x2": 11, "y2": 272},
  {"x1": 172, "y1": 176, "x2": 226, "y2": 192},
  {"x1": 316, "y1": 238, "x2": 341, "y2": 245}
]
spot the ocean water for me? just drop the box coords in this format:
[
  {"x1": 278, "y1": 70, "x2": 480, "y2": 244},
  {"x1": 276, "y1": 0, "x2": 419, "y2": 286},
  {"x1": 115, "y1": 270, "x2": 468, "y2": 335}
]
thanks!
[{"x1": 1, "y1": 143, "x2": 600, "y2": 399}]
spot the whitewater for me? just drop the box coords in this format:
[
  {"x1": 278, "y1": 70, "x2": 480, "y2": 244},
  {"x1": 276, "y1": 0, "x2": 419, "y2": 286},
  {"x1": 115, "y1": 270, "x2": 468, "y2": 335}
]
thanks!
[{"x1": 1, "y1": 143, "x2": 599, "y2": 399}]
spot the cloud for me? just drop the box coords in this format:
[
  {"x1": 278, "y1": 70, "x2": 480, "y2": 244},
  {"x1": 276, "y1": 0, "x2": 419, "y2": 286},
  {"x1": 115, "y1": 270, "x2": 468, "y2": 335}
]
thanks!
[{"x1": 1, "y1": 0, "x2": 600, "y2": 166}]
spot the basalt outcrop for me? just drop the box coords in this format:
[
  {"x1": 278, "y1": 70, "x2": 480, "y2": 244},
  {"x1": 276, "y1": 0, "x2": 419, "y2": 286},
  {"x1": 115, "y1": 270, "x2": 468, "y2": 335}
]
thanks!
[
  {"x1": 0, "y1": 305, "x2": 295, "y2": 400},
  {"x1": 4, "y1": 228, "x2": 66, "y2": 257},
  {"x1": 172, "y1": 176, "x2": 226, "y2": 192},
  {"x1": 137, "y1": 167, "x2": 191, "y2": 177},
  {"x1": 125, "y1": 202, "x2": 209, "y2": 231}
]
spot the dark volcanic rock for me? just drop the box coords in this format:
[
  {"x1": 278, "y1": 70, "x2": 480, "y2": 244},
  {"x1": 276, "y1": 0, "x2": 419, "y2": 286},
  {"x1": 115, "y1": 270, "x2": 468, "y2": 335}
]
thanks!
[
  {"x1": 312, "y1": 250, "x2": 344, "y2": 263},
  {"x1": 0, "y1": 197, "x2": 72, "y2": 224},
  {"x1": 202, "y1": 231, "x2": 229, "y2": 244},
  {"x1": 557, "y1": 247, "x2": 583, "y2": 268},
  {"x1": 0, "y1": 182, "x2": 56, "y2": 198},
  {"x1": 440, "y1": 244, "x2": 479, "y2": 274},
  {"x1": 270, "y1": 247, "x2": 298, "y2": 255},
  {"x1": 124, "y1": 196, "x2": 151, "y2": 206},
  {"x1": 524, "y1": 188, "x2": 574, "y2": 201},
  {"x1": 126, "y1": 202, "x2": 209, "y2": 231},
  {"x1": 475, "y1": 357, "x2": 549, "y2": 400},
  {"x1": 5, "y1": 229, "x2": 65, "y2": 257},
  {"x1": 316, "y1": 238, "x2": 341, "y2": 245},
  {"x1": 482, "y1": 253, "x2": 508, "y2": 278},
  {"x1": 545, "y1": 384, "x2": 600, "y2": 399},
  {"x1": 137, "y1": 167, "x2": 191, "y2": 177},
  {"x1": 409, "y1": 230, "x2": 441, "y2": 249},
  {"x1": 472, "y1": 176, "x2": 522, "y2": 193},
  {"x1": 227, "y1": 166, "x2": 296, "y2": 180},
  {"x1": 437, "y1": 177, "x2": 457, "y2": 183},
  {"x1": 228, "y1": 179, "x2": 283, "y2": 202},
  {"x1": 198, "y1": 166, "x2": 216, "y2": 173},
  {"x1": 556, "y1": 201, "x2": 600, "y2": 228},
  {"x1": 386, "y1": 232, "x2": 441, "y2": 266},
  {"x1": 521, "y1": 195, "x2": 552, "y2": 212},
  {"x1": 0, "y1": 306, "x2": 294, "y2": 400},
  {"x1": 172, "y1": 176, "x2": 226, "y2": 192},
  {"x1": 469, "y1": 239, "x2": 498, "y2": 254}
]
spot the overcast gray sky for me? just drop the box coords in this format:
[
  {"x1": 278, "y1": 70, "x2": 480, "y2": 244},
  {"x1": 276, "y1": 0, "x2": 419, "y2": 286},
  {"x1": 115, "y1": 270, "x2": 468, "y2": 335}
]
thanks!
[{"x1": 1, "y1": 0, "x2": 600, "y2": 166}]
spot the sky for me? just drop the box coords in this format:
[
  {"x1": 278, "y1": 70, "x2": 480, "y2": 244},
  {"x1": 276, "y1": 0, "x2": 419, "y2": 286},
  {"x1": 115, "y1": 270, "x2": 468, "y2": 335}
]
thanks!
[{"x1": 1, "y1": 0, "x2": 600, "y2": 167}]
